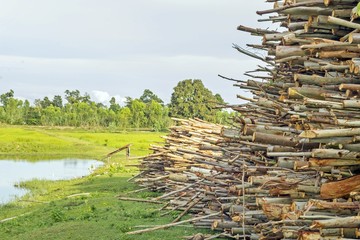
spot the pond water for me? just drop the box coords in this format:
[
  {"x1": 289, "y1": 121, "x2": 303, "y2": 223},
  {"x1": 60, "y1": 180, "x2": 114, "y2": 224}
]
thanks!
[{"x1": 0, "y1": 159, "x2": 104, "y2": 204}]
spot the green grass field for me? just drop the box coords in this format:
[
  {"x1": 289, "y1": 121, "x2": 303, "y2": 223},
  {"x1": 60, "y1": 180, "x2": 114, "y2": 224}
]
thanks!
[
  {"x1": 0, "y1": 126, "x2": 209, "y2": 240},
  {"x1": 0, "y1": 125, "x2": 163, "y2": 160}
]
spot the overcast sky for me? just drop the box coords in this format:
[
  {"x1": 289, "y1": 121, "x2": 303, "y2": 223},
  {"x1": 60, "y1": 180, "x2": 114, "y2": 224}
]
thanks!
[{"x1": 0, "y1": 0, "x2": 272, "y2": 105}]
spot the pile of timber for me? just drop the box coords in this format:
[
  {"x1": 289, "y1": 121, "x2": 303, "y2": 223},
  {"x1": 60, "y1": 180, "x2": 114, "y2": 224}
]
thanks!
[{"x1": 131, "y1": 1, "x2": 360, "y2": 239}]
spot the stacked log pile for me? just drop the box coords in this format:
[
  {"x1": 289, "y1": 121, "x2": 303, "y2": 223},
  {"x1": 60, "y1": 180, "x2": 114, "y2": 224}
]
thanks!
[{"x1": 130, "y1": 1, "x2": 360, "y2": 239}]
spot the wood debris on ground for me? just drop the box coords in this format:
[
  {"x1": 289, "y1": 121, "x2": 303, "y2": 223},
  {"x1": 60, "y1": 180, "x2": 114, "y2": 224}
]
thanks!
[{"x1": 129, "y1": 1, "x2": 360, "y2": 239}]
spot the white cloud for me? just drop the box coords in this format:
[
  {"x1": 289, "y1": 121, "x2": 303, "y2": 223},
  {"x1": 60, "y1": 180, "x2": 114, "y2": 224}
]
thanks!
[
  {"x1": 92, "y1": 90, "x2": 110, "y2": 104},
  {"x1": 114, "y1": 96, "x2": 127, "y2": 106},
  {"x1": 91, "y1": 90, "x2": 126, "y2": 106}
]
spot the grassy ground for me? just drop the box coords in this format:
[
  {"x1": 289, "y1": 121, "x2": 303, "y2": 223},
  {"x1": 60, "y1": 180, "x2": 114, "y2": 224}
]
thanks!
[
  {"x1": 0, "y1": 125, "x2": 163, "y2": 160},
  {"x1": 0, "y1": 126, "x2": 209, "y2": 240}
]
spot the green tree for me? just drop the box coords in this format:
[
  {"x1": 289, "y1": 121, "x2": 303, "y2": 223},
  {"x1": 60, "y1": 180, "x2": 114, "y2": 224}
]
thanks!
[
  {"x1": 82, "y1": 93, "x2": 91, "y2": 104},
  {"x1": 4, "y1": 98, "x2": 24, "y2": 124},
  {"x1": 145, "y1": 100, "x2": 165, "y2": 131},
  {"x1": 214, "y1": 94, "x2": 225, "y2": 105},
  {"x1": 169, "y1": 79, "x2": 223, "y2": 122},
  {"x1": 124, "y1": 96, "x2": 133, "y2": 108},
  {"x1": 52, "y1": 95, "x2": 63, "y2": 108},
  {"x1": 109, "y1": 97, "x2": 121, "y2": 113},
  {"x1": 0, "y1": 90, "x2": 25, "y2": 124},
  {"x1": 0, "y1": 89, "x2": 14, "y2": 107},
  {"x1": 41, "y1": 105, "x2": 63, "y2": 126},
  {"x1": 139, "y1": 89, "x2": 164, "y2": 105},
  {"x1": 24, "y1": 100, "x2": 40, "y2": 125},
  {"x1": 74, "y1": 102, "x2": 92, "y2": 126},
  {"x1": 118, "y1": 107, "x2": 131, "y2": 129},
  {"x1": 22, "y1": 100, "x2": 31, "y2": 124},
  {"x1": 39, "y1": 96, "x2": 52, "y2": 108},
  {"x1": 130, "y1": 99, "x2": 146, "y2": 129},
  {"x1": 64, "y1": 90, "x2": 81, "y2": 104},
  {"x1": 96, "y1": 104, "x2": 110, "y2": 127}
]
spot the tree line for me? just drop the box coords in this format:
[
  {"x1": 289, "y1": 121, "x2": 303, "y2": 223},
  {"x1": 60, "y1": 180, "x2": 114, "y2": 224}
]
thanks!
[{"x1": 0, "y1": 79, "x2": 232, "y2": 131}]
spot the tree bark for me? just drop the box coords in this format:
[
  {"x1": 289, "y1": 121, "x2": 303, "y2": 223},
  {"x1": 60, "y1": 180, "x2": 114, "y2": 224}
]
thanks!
[
  {"x1": 328, "y1": 16, "x2": 360, "y2": 29},
  {"x1": 300, "y1": 128, "x2": 360, "y2": 138},
  {"x1": 311, "y1": 216, "x2": 360, "y2": 228},
  {"x1": 320, "y1": 175, "x2": 360, "y2": 199}
]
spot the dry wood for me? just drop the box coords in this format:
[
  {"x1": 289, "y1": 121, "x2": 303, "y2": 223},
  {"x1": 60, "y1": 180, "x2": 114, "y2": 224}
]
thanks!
[
  {"x1": 66, "y1": 193, "x2": 90, "y2": 198},
  {"x1": 320, "y1": 175, "x2": 360, "y2": 199},
  {"x1": 118, "y1": 197, "x2": 163, "y2": 204},
  {"x1": 325, "y1": 0, "x2": 359, "y2": 6},
  {"x1": 311, "y1": 216, "x2": 360, "y2": 228},
  {"x1": 309, "y1": 199, "x2": 360, "y2": 210},
  {"x1": 125, "y1": 212, "x2": 221, "y2": 235},
  {"x1": 131, "y1": 1, "x2": 360, "y2": 239},
  {"x1": 349, "y1": 32, "x2": 360, "y2": 43},
  {"x1": 294, "y1": 73, "x2": 360, "y2": 86},
  {"x1": 309, "y1": 158, "x2": 360, "y2": 167},
  {"x1": 312, "y1": 149, "x2": 360, "y2": 159},
  {"x1": 256, "y1": 1, "x2": 324, "y2": 15},
  {"x1": 252, "y1": 132, "x2": 300, "y2": 147},
  {"x1": 0, "y1": 212, "x2": 33, "y2": 224},
  {"x1": 300, "y1": 128, "x2": 360, "y2": 138},
  {"x1": 105, "y1": 143, "x2": 132, "y2": 158},
  {"x1": 328, "y1": 16, "x2": 360, "y2": 30},
  {"x1": 172, "y1": 198, "x2": 202, "y2": 223},
  {"x1": 339, "y1": 83, "x2": 360, "y2": 91}
]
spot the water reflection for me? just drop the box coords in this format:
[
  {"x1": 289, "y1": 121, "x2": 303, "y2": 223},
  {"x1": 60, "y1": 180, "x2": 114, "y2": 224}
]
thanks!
[{"x1": 0, "y1": 159, "x2": 103, "y2": 204}]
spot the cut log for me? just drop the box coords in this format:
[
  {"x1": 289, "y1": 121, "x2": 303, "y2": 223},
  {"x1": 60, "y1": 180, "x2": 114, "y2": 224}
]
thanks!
[
  {"x1": 349, "y1": 32, "x2": 360, "y2": 43},
  {"x1": 339, "y1": 83, "x2": 360, "y2": 91},
  {"x1": 312, "y1": 149, "x2": 360, "y2": 159},
  {"x1": 343, "y1": 99, "x2": 360, "y2": 108},
  {"x1": 309, "y1": 199, "x2": 360, "y2": 210},
  {"x1": 252, "y1": 132, "x2": 299, "y2": 147},
  {"x1": 311, "y1": 216, "x2": 360, "y2": 228},
  {"x1": 327, "y1": 16, "x2": 360, "y2": 30},
  {"x1": 320, "y1": 175, "x2": 360, "y2": 199},
  {"x1": 300, "y1": 128, "x2": 360, "y2": 138},
  {"x1": 309, "y1": 158, "x2": 360, "y2": 166},
  {"x1": 275, "y1": 46, "x2": 306, "y2": 59},
  {"x1": 294, "y1": 73, "x2": 360, "y2": 86}
]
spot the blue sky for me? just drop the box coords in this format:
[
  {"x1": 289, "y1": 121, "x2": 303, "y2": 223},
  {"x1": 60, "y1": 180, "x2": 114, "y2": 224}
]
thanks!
[{"x1": 0, "y1": 0, "x2": 270, "y2": 105}]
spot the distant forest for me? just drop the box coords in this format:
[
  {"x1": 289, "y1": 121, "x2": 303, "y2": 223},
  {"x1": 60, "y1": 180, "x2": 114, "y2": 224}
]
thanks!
[{"x1": 0, "y1": 79, "x2": 233, "y2": 131}]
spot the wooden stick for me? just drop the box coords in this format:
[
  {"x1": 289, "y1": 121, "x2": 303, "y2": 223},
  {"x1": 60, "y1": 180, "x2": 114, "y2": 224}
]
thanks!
[
  {"x1": 105, "y1": 143, "x2": 132, "y2": 158},
  {"x1": 328, "y1": 16, "x2": 360, "y2": 29},
  {"x1": 0, "y1": 212, "x2": 33, "y2": 223},
  {"x1": 125, "y1": 212, "x2": 221, "y2": 235},
  {"x1": 118, "y1": 197, "x2": 163, "y2": 204},
  {"x1": 256, "y1": 1, "x2": 324, "y2": 15},
  {"x1": 172, "y1": 198, "x2": 202, "y2": 223},
  {"x1": 126, "y1": 187, "x2": 149, "y2": 194},
  {"x1": 19, "y1": 199, "x2": 50, "y2": 203},
  {"x1": 153, "y1": 180, "x2": 202, "y2": 201},
  {"x1": 0, "y1": 215, "x2": 22, "y2": 224},
  {"x1": 127, "y1": 171, "x2": 145, "y2": 182},
  {"x1": 66, "y1": 193, "x2": 90, "y2": 198}
]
